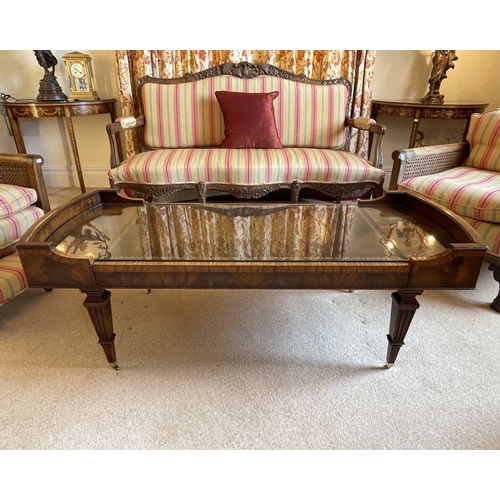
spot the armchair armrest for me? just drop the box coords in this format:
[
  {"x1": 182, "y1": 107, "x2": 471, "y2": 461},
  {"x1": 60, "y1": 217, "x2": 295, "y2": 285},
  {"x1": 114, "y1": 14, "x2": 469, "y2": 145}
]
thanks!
[
  {"x1": 346, "y1": 116, "x2": 386, "y2": 169},
  {"x1": 389, "y1": 142, "x2": 470, "y2": 190},
  {"x1": 0, "y1": 153, "x2": 50, "y2": 213},
  {"x1": 106, "y1": 115, "x2": 145, "y2": 169}
]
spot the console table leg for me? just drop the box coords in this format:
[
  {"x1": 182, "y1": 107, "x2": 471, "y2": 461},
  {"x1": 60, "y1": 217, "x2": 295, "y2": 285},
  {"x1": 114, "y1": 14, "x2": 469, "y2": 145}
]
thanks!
[
  {"x1": 82, "y1": 289, "x2": 119, "y2": 370},
  {"x1": 409, "y1": 113, "x2": 421, "y2": 148},
  {"x1": 64, "y1": 108, "x2": 86, "y2": 194},
  {"x1": 386, "y1": 290, "x2": 423, "y2": 368}
]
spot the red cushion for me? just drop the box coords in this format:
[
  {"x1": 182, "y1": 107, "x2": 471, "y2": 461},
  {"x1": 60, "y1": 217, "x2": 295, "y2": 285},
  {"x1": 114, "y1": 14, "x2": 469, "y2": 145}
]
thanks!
[{"x1": 215, "y1": 90, "x2": 283, "y2": 149}]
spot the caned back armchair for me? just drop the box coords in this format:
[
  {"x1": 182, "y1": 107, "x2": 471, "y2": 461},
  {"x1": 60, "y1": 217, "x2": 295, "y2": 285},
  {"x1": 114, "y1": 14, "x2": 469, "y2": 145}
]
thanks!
[{"x1": 0, "y1": 153, "x2": 50, "y2": 305}]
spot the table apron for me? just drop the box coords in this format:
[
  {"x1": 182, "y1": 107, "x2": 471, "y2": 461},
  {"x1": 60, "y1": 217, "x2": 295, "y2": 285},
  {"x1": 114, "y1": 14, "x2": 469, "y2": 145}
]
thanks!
[
  {"x1": 5, "y1": 102, "x2": 115, "y2": 118},
  {"x1": 90, "y1": 269, "x2": 409, "y2": 289}
]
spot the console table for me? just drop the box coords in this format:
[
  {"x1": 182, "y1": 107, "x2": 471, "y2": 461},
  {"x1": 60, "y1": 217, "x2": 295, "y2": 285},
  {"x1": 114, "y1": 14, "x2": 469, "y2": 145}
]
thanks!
[
  {"x1": 370, "y1": 99, "x2": 488, "y2": 150},
  {"x1": 0, "y1": 99, "x2": 122, "y2": 194}
]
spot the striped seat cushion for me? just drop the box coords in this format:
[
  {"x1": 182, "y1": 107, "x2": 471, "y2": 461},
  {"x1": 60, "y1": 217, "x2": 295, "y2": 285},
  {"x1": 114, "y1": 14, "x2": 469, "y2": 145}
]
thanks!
[
  {"x1": 460, "y1": 215, "x2": 500, "y2": 255},
  {"x1": 399, "y1": 167, "x2": 500, "y2": 223},
  {"x1": 109, "y1": 148, "x2": 384, "y2": 186},
  {"x1": 465, "y1": 109, "x2": 500, "y2": 172},
  {"x1": 142, "y1": 75, "x2": 349, "y2": 149},
  {"x1": 0, "y1": 184, "x2": 37, "y2": 218},
  {"x1": 0, "y1": 206, "x2": 44, "y2": 249},
  {"x1": 0, "y1": 252, "x2": 27, "y2": 306}
]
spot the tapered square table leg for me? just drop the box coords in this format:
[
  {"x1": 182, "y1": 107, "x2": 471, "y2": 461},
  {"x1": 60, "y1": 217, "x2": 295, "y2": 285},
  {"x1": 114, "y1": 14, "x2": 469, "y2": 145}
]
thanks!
[
  {"x1": 386, "y1": 290, "x2": 423, "y2": 367},
  {"x1": 82, "y1": 289, "x2": 119, "y2": 370}
]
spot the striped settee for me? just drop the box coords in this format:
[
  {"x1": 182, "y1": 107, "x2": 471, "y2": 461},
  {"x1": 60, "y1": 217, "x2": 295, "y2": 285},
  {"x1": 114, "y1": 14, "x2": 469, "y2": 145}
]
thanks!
[
  {"x1": 390, "y1": 108, "x2": 500, "y2": 312},
  {"x1": 107, "y1": 62, "x2": 387, "y2": 202},
  {"x1": 0, "y1": 154, "x2": 50, "y2": 306}
]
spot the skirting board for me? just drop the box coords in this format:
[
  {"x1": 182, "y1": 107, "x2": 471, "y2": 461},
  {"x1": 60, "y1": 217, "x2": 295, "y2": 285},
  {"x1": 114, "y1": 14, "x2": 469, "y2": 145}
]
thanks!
[{"x1": 42, "y1": 164, "x2": 110, "y2": 188}]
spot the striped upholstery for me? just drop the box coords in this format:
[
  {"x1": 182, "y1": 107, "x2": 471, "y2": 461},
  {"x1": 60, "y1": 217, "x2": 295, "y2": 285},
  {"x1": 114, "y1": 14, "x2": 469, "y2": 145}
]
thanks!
[
  {"x1": 0, "y1": 184, "x2": 37, "y2": 218},
  {"x1": 0, "y1": 179, "x2": 46, "y2": 306},
  {"x1": 460, "y1": 215, "x2": 500, "y2": 255},
  {"x1": 0, "y1": 252, "x2": 27, "y2": 305},
  {"x1": 399, "y1": 167, "x2": 500, "y2": 223},
  {"x1": 465, "y1": 109, "x2": 500, "y2": 172},
  {"x1": 142, "y1": 75, "x2": 349, "y2": 149},
  {"x1": 109, "y1": 147, "x2": 384, "y2": 186},
  {"x1": 0, "y1": 206, "x2": 44, "y2": 250}
]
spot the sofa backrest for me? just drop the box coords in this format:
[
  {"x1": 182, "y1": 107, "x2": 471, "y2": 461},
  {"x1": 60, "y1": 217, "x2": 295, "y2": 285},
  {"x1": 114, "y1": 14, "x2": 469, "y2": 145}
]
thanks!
[
  {"x1": 140, "y1": 74, "x2": 350, "y2": 150},
  {"x1": 465, "y1": 108, "x2": 500, "y2": 172}
]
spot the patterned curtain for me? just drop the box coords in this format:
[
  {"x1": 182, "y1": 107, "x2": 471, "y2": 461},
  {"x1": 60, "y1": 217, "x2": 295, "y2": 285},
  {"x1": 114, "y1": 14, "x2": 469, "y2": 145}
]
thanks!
[{"x1": 114, "y1": 50, "x2": 375, "y2": 159}]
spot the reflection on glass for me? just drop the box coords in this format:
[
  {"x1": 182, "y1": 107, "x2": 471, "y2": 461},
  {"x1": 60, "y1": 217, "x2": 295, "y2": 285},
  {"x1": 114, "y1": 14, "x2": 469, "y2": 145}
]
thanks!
[
  {"x1": 380, "y1": 219, "x2": 438, "y2": 257},
  {"x1": 145, "y1": 203, "x2": 355, "y2": 261},
  {"x1": 54, "y1": 202, "x2": 450, "y2": 262},
  {"x1": 59, "y1": 222, "x2": 111, "y2": 259}
]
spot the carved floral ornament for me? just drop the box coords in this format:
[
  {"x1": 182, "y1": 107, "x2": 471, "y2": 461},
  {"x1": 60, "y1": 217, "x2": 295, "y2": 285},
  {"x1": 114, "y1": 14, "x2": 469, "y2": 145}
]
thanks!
[
  {"x1": 72, "y1": 105, "x2": 110, "y2": 115},
  {"x1": 374, "y1": 104, "x2": 476, "y2": 120},
  {"x1": 6, "y1": 102, "x2": 114, "y2": 119},
  {"x1": 116, "y1": 179, "x2": 383, "y2": 204},
  {"x1": 10, "y1": 106, "x2": 63, "y2": 117}
]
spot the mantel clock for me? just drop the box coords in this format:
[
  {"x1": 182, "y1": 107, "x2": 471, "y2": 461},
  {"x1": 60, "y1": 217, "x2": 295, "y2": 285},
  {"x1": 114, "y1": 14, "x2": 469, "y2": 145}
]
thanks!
[{"x1": 62, "y1": 51, "x2": 99, "y2": 101}]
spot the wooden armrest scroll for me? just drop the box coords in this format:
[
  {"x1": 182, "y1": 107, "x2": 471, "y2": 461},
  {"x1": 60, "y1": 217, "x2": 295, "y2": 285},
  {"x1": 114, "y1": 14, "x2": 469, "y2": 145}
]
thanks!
[
  {"x1": 345, "y1": 116, "x2": 387, "y2": 169},
  {"x1": 106, "y1": 116, "x2": 145, "y2": 169}
]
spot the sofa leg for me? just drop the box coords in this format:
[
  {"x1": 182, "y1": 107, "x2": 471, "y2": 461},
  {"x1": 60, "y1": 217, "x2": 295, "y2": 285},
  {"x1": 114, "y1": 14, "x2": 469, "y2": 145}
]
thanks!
[{"x1": 488, "y1": 263, "x2": 500, "y2": 313}]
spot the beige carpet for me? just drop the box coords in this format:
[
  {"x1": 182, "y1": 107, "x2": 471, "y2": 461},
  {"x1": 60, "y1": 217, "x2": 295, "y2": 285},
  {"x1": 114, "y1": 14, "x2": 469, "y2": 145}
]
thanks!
[{"x1": 1, "y1": 262, "x2": 499, "y2": 450}]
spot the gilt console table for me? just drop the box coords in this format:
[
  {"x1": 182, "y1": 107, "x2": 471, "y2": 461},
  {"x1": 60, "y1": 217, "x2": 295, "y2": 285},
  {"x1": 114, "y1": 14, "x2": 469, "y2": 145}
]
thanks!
[
  {"x1": 0, "y1": 99, "x2": 122, "y2": 194},
  {"x1": 370, "y1": 99, "x2": 488, "y2": 152},
  {"x1": 17, "y1": 190, "x2": 487, "y2": 370}
]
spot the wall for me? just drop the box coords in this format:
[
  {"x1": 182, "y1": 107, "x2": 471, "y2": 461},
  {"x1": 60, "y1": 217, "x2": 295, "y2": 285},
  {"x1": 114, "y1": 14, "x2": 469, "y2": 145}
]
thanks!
[{"x1": 1, "y1": 50, "x2": 499, "y2": 188}]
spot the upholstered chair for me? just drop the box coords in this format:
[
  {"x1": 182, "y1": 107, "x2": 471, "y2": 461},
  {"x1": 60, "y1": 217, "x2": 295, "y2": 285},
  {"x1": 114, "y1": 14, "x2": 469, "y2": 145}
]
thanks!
[
  {"x1": 390, "y1": 108, "x2": 500, "y2": 312},
  {"x1": 0, "y1": 153, "x2": 50, "y2": 306}
]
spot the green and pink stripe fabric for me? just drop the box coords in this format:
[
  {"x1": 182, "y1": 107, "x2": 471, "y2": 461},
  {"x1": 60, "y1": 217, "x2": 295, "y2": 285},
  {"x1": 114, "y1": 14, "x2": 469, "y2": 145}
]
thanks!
[
  {"x1": 0, "y1": 252, "x2": 27, "y2": 306},
  {"x1": 0, "y1": 184, "x2": 37, "y2": 218},
  {"x1": 465, "y1": 109, "x2": 500, "y2": 172},
  {"x1": 399, "y1": 167, "x2": 500, "y2": 223},
  {"x1": 110, "y1": 148, "x2": 384, "y2": 186},
  {"x1": 0, "y1": 206, "x2": 44, "y2": 249},
  {"x1": 460, "y1": 215, "x2": 500, "y2": 254},
  {"x1": 0, "y1": 184, "x2": 45, "y2": 305},
  {"x1": 142, "y1": 75, "x2": 349, "y2": 149}
]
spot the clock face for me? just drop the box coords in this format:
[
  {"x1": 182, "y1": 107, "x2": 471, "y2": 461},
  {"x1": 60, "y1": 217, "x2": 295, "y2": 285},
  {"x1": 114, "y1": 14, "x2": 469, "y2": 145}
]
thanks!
[{"x1": 70, "y1": 62, "x2": 85, "y2": 79}]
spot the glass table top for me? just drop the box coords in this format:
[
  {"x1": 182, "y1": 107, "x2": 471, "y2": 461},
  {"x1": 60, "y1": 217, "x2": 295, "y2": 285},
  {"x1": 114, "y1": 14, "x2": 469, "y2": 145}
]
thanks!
[{"x1": 52, "y1": 202, "x2": 452, "y2": 263}]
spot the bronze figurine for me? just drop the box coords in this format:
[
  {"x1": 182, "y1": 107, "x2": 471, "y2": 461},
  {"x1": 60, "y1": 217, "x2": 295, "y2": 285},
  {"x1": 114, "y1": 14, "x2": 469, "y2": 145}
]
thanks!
[
  {"x1": 34, "y1": 50, "x2": 68, "y2": 101},
  {"x1": 420, "y1": 50, "x2": 458, "y2": 104}
]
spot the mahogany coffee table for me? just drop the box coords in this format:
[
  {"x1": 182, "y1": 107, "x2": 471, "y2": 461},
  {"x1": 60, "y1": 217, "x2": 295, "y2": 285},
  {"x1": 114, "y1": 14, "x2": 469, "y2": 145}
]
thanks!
[{"x1": 17, "y1": 190, "x2": 487, "y2": 369}]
